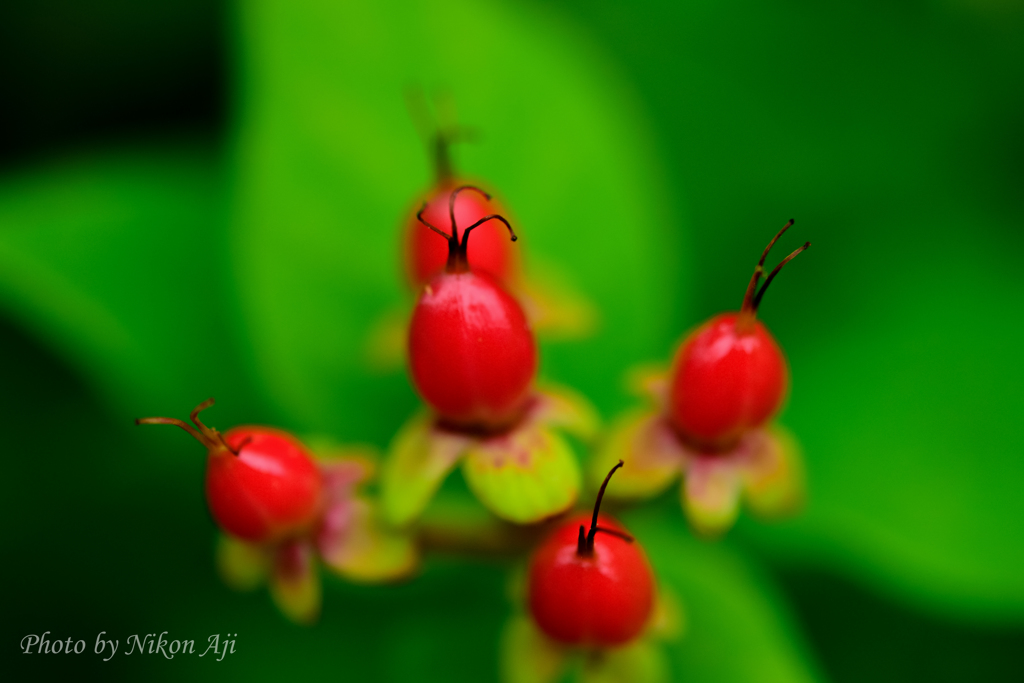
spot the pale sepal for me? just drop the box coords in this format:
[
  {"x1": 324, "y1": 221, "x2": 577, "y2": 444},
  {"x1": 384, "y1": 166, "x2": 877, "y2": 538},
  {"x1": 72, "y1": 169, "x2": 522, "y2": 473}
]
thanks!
[
  {"x1": 381, "y1": 413, "x2": 471, "y2": 527},
  {"x1": 741, "y1": 425, "x2": 805, "y2": 520},
  {"x1": 361, "y1": 305, "x2": 409, "y2": 373},
  {"x1": 500, "y1": 614, "x2": 569, "y2": 683},
  {"x1": 303, "y1": 437, "x2": 378, "y2": 475},
  {"x1": 643, "y1": 584, "x2": 685, "y2": 643},
  {"x1": 623, "y1": 365, "x2": 669, "y2": 406},
  {"x1": 589, "y1": 410, "x2": 682, "y2": 501},
  {"x1": 268, "y1": 539, "x2": 321, "y2": 625},
  {"x1": 462, "y1": 426, "x2": 580, "y2": 524},
  {"x1": 579, "y1": 638, "x2": 670, "y2": 683},
  {"x1": 682, "y1": 457, "x2": 742, "y2": 537},
  {"x1": 215, "y1": 534, "x2": 270, "y2": 592},
  {"x1": 530, "y1": 383, "x2": 601, "y2": 442},
  {"x1": 516, "y1": 257, "x2": 599, "y2": 341},
  {"x1": 317, "y1": 496, "x2": 418, "y2": 583}
]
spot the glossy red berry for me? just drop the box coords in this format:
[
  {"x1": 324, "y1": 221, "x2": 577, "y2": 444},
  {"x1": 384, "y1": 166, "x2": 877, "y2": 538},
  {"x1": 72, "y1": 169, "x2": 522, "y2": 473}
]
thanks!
[
  {"x1": 408, "y1": 186, "x2": 536, "y2": 431},
  {"x1": 528, "y1": 462, "x2": 654, "y2": 647},
  {"x1": 668, "y1": 221, "x2": 810, "y2": 451},
  {"x1": 402, "y1": 119, "x2": 519, "y2": 288},
  {"x1": 406, "y1": 182, "x2": 518, "y2": 287},
  {"x1": 137, "y1": 399, "x2": 323, "y2": 543}
]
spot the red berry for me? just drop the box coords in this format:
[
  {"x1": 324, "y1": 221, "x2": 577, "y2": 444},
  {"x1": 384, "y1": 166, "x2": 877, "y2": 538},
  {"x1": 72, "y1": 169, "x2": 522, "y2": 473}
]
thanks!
[
  {"x1": 668, "y1": 221, "x2": 810, "y2": 451},
  {"x1": 401, "y1": 106, "x2": 520, "y2": 288},
  {"x1": 408, "y1": 186, "x2": 535, "y2": 430},
  {"x1": 137, "y1": 399, "x2": 323, "y2": 543},
  {"x1": 405, "y1": 182, "x2": 518, "y2": 287},
  {"x1": 527, "y1": 462, "x2": 654, "y2": 647}
]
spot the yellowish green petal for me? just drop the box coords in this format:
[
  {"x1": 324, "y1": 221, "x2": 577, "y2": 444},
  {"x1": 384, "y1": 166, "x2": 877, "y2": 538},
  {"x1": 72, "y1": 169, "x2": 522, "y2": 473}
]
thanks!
[
  {"x1": 361, "y1": 304, "x2": 410, "y2": 374},
  {"x1": 215, "y1": 534, "x2": 270, "y2": 592},
  {"x1": 644, "y1": 584, "x2": 685, "y2": 643},
  {"x1": 741, "y1": 425, "x2": 804, "y2": 520},
  {"x1": 516, "y1": 257, "x2": 599, "y2": 341},
  {"x1": 623, "y1": 365, "x2": 669, "y2": 406},
  {"x1": 462, "y1": 426, "x2": 580, "y2": 524},
  {"x1": 589, "y1": 410, "x2": 682, "y2": 501},
  {"x1": 381, "y1": 413, "x2": 471, "y2": 527},
  {"x1": 682, "y1": 459, "x2": 742, "y2": 538},
  {"x1": 268, "y1": 540, "x2": 321, "y2": 626},
  {"x1": 500, "y1": 614, "x2": 568, "y2": 683},
  {"x1": 302, "y1": 437, "x2": 379, "y2": 474},
  {"x1": 319, "y1": 497, "x2": 418, "y2": 583},
  {"x1": 579, "y1": 638, "x2": 670, "y2": 683},
  {"x1": 530, "y1": 384, "x2": 601, "y2": 441}
]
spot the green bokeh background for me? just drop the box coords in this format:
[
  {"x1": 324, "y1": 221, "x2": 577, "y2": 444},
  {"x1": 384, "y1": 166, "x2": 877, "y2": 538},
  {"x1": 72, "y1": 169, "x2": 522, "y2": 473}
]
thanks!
[{"x1": 2, "y1": 0, "x2": 1022, "y2": 681}]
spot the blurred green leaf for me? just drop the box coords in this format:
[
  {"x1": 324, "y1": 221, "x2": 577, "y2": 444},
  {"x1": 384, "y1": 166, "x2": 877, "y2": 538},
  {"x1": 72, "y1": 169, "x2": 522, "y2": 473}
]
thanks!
[
  {"x1": 741, "y1": 221, "x2": 1024, "y2": 621},
  {"x1": 229, "y1": 0, "x2": 683, "y2": 445},
  {"x1": 625, "y1": 504, "x2": 824, "y2": 683},
  {"x1": 0, "y1": 147, "x2": 262, "y2": 421},
  {"x1": 549, "y1": 0, "x2": 1024, "y2": 620}
]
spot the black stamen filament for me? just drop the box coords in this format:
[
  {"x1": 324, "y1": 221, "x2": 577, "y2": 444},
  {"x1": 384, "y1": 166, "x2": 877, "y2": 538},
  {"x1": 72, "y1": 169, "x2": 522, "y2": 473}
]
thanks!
[
  {"x1": 739, "y1": 219, "x2": 811, "y2": 321},
  {"x1": 577, "y1": 460, "x2": 633, "y2": 556},
  {"x1": 136, "y1": 397, "x2": 239, "y2": 455},
  {"x1": 416, "y1": 185, "x2": 517, "y2": 273}
]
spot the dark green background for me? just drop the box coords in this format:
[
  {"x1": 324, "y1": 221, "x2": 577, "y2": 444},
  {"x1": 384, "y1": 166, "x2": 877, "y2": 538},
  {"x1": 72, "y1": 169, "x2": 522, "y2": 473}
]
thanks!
[{"x1": 2, "y1": 1, "x2": 1022, "y2": 681}]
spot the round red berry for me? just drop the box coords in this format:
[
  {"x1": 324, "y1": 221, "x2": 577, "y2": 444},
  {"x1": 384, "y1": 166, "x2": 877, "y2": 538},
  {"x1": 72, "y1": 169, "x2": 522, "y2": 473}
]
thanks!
[
  {"x1": 407, "y1": 186, "x2": 534, "y2": 430},
  {"x1": 668, "y1": 312, "x2": 788, "y2": 451},
  {"x1": 527, "y1": 462, "x2": 654, "y2": 647},
  {"x1": 668, "y1": 221, "x2": 810, "y2": 451},
  {"x1": 405, "y1": 182, "x2": 518, "y2": 287},
  {"x1": 137, "y1": 399, "x2": 323, "y2": 543},
  {"x1": 409, "y1": 271, "x2": 536, "y2": 429}
]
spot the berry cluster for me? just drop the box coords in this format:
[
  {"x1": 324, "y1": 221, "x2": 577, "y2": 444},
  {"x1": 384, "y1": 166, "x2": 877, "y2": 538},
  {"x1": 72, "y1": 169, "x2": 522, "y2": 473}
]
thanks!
[{"x1": 135, "y1": 111, "x2": 811, "y2": 676}]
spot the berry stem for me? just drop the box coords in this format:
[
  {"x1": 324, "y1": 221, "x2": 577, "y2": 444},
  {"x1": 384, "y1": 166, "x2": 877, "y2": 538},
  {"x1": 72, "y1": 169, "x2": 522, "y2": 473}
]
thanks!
[
  {"x1": 134, "y1": 416, "x2": 208, "y2": 444},
  {"x1": 405, "y1": 86, "x2": 459, "y2": 183},
  {"x1": 136, "y1": 398, "x2": 238, "y2": 455},
  {"x1": 577, "y1": 460, "x2": 633, "y2": 556}
]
